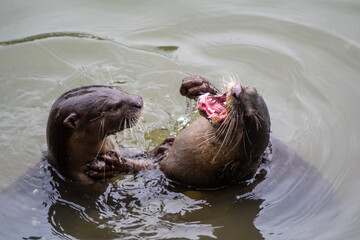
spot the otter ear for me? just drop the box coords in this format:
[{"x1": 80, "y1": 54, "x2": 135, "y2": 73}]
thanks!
[{"x1": 63, "y1": 113, "x2": 79, "y2": 129}]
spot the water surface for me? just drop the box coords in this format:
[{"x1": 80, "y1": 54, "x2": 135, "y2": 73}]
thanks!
[{"x1": 0, "y1": 0, "x2": 360, "y2": 239}]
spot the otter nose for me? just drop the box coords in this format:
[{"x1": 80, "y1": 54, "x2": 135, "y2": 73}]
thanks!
[
  {"x1": 231, "y1": 84, "x2": 242, "y2": 99},
  {"x1": 132, "y1": 96, "x2": 143, "y2": 109}
]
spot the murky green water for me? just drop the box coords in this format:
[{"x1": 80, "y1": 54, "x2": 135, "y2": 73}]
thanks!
[{"x1": 0, "y1": 0, "x2": 360, "y2": 239}]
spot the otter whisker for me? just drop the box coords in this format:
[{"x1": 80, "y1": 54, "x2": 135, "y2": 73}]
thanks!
[
  {"x1": 242, "y1": 131, "x2": 250, "y2": 159},
  {"x1": 128, "y1": 116, "x2": 135, "y2": 129},
  {"x1": 224, "y1": 113, "x2": 239, "y2": 147},
  {"x1": 224, "y1": 132, "x2": 243, "y2": 158},
  {"x1": 244, "y1": 129, "x2": 252, "y2": 146},
  {"x1": 223, "y1": 71, "x2": 242, "y2": 94},
  {"x1": 134, "y1": 115, "x2": 144, "y2": 130},
  {"x1": 214, "y1": 124, "x2": 227, "y2": 142},
  {"x1": 135, "y1": 118, "x2": 145, "y2": 132},
  {"x1": 130, "y1": 126, "x2": 136, "y2": 141},
  {"x1": 211, "y1": 118, "x2": 236, "y2": 163},
  {"x1": 216, "y1": 109, "x2": 237, "y2": 140},
  {"x1": 211, "y1": 141, "x2": 225, "y2": 163},
  {"x1": 128, "y1": 117, "x2": 137, "y2": 141},
  {"x1": 253, "y1": 112, "x2": 263, "y2": 130},
  {"x1": 123, "y1": 118, "x2": 128, "y2": 139},
  {"x1": 192, "y1": 115, "x2": 229, "y2": 146},
  {"x1": 90, "y1": 112, "x2": 105, "y2": 122},
  {"x1": 209, "y1": 130, "x2": 222, "y2": 143},
  {"x1": 225, "y1": 114, "x2": 242, "y2": 156},
  {"x1": 221, "y1": 71, "x2": 239, "y2": 92},
  {"x1": 227, "y1": 113, "x2": 239, "y2": 146},
  {"x1": 196, "y1": 131, "x2": 218, "y2": 147},
  {"x1": 95, "y1": 135, "x2": 107, "y2": 160},
  {"x1": 131, "y1": 121, "x2": 145, "y2": 141},
  {"x1": 216, "y1": 111, "x2": 233, "y2": 138},
  {"x1": 223, "y1": 118, "x2": 235, "y2": 146},
  {"x1": 127, "y1": 115, "x2": 134, "y2": 128},
  {"x1": 118, "y1": 117, "x2": 124, "y2": 132},
  {"x1": 195, "y1": 137, "x2": 209, "y2": 147},
  {"x1": 253, "y1": 115, "x2": 261, "y2": 131},
  {"x1": 101, "y1": 117, "x2": 105, "y2": 136},
  {"x1": 216, "y1": 117, "x2": 230, "y2": 137},
  {"x1": 193, "y1": 129, "x2": 211, "y2": 144},
  {"x1": 254, "y1": 112, "x2": 264, "y2": 121},
  {"x1": 98, "y1": 117, "x2": 105, "y2": 142}
]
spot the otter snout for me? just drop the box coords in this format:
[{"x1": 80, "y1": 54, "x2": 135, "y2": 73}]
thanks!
[
  {"x1": 231, "y1": 84, "x2": 242, "y2": 99},
  {"x1": 132, "y1": 96, "x2": 143, "y2": 109}
]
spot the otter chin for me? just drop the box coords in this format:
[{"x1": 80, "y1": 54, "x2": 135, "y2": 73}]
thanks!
[
  {"x1": 46, "y1": 85, "x2": 143, "y2": 186},
  {"x1": 160, "y1": 76, "x2": 271, "y2": 189}
]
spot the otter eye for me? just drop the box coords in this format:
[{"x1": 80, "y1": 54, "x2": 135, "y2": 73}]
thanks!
[{"x1": 111, "y1": 104, "x2": 121, "y2": 111}]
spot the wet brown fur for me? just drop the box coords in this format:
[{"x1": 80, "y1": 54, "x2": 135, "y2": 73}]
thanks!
[
  {"x1": 46, "y1": 85, "x2": 143, "y2": 186},
  {"x1": 160, "y1": 77, "x2": 271, "y2": 188}
]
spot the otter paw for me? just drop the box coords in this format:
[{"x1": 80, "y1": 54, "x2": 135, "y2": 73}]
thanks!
[
  {"x1": 152, "y1": 136, "x2": 176, "y2": 157},
  {"x1": 86, "y1": 169, "x2": 120, "y2": 180},
  {"x1": 180, "y1": 76, "x2": 218, "y2": 99},
  {"x1": 86, "y1": 150, "x2": 125, "y2": 179}
]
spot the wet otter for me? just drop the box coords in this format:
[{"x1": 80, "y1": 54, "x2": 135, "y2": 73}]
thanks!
[
  {"x1": 46, "y1": 85, "x2": 146, "y2": 186},
  {"x1": 160, "y1": 76, "x2": 271, "y2": 188}
]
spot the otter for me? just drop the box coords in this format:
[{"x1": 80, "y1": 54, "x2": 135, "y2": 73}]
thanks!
[
  {"x1": 159, "y1": 76, "x2": 271, "y2": 188},
  {"x1": 46, "y1": 85, "x2": 149, "y2": 186}
]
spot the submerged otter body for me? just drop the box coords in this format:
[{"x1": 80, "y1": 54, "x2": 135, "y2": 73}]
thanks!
[
  {"x1": 46, "y1": 85, "x2": 143, "y2": 186},
  {"x1": 160, "y1": 76, "x2": 271, "y2": 188}
]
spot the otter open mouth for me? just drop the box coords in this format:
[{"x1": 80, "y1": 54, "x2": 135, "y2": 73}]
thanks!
[{"x1": 198, "y1": 93, "x2": 227, "y2": 124}]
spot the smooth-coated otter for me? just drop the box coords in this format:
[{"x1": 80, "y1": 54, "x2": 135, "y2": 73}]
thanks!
[
  {"x1": 160, "y1": 76, "x2": 271, "y2": 188},
  {"x1": 46, "y1": 85, "x2": 147, "y2": 186}
]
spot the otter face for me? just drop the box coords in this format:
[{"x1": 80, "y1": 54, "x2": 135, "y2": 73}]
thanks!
[
  {"x1": 197, "y1": 83, "x2": 270, "y2": 158},
  {"x1": 232, "y1": 84, "x2": 270, "y2": 158},
  {"x1": 60, "y1": 86, "x2": 143, "y2": 137},
  {"x1": 46, "y1": 85, "x2": 143, "y2": 183}
]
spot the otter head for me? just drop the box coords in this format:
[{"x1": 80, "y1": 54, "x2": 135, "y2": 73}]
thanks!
[
  {"x1": 46, "y1": 85, "x2": 143, "y2": 185},
  {"x1": 198, "y1": 82, "x2": 270, "y2": 179}
]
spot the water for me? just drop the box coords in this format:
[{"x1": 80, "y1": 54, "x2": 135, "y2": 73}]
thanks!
[{"x1": 0, "y1": 0, "x2": 359, "y2": 239}]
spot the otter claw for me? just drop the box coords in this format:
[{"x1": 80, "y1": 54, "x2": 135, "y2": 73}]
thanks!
[
  {"x1": 86, "y1": 150, "x2": 125, "y2": 179},
  {"x1": 86, "y1": 170, "x2": 120, "y2": 180},
  {"x1": 99, "y1": 154, "x2": 121, "y2": 166}
]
